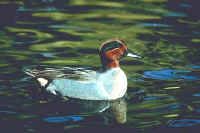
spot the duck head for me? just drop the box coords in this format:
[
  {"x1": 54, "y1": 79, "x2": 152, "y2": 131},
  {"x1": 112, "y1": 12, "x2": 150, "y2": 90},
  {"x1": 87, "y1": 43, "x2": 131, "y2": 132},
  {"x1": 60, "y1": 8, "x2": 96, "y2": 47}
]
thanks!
[{"x1": 99, "y1": 39, "x2": 140, "y2": 70}]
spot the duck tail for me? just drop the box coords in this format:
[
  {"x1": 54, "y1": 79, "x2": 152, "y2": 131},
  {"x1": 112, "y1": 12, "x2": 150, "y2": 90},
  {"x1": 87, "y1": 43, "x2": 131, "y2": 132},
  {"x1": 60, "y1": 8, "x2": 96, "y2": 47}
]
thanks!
[
  {"x1": 24, "y1": 70, "x2": 49, "y2": 88},
  {"x1": 24, "y1": 69, "x2": 37, "y2": 78}
]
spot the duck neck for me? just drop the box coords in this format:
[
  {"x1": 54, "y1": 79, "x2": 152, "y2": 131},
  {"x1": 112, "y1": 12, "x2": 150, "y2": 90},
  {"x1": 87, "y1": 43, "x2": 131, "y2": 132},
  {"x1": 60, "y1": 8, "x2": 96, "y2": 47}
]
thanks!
[{"x1": 103, "y1": 60, "x2": 120, "y2": 70}]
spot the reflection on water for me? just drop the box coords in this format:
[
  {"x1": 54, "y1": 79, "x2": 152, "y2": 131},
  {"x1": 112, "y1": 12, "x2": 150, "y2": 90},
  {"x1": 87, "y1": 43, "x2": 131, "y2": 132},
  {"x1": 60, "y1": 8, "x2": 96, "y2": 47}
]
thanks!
[
  {"x1": 164, "y1": 12, "x2": 186, "y2": 17},
  {"x1": 41, "y1": 98, "x2": 127, "y2": 124},
  {"x1": 0, "y1": 110, "x2": 18, "y2": 114},
  {"x1": 186, "y1": 65, "x2": 200, "y2": 69},
  {"x1": 168, "y1": 119, "x2": 200, "y2": 127},
  {"x1": 1, "y1": 0, "x2": 200, "y2": 132},
  {"x1": 44, "y1": 115, "x2": 84, "y2": 123},
  {"x1": 110, "y1": 98, "x2": 127, "y2": 124},
  {"x1": 139, "y1": 23, "x2": 172, "y2": 28},
  {"x1": 193, "y1": 93, "x2": 200, "y2": 97},
  {"x1": 143, "y1": 69, "x2": 199, "y2": 80}
]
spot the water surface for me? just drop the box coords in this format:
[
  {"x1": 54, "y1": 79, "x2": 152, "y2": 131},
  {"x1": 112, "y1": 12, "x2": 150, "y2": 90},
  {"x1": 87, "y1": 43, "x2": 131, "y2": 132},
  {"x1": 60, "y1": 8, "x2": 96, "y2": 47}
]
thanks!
[{"x1": 1, "y1": 0, "x2": 200, "y2": 132}]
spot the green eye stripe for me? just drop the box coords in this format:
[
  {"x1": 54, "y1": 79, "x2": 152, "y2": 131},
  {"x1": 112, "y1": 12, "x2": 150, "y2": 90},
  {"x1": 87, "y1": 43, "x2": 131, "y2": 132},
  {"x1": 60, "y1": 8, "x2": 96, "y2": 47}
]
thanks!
[{"x1": 102, "y1": 41, "x2": 122, "y2": 53}]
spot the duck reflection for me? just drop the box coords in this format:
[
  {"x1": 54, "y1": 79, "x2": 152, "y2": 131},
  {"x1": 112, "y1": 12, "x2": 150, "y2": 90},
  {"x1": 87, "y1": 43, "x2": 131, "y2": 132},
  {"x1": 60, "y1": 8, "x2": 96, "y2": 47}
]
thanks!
[
  {"x1": 64, "y1": 98, "x2": 127, "y2": 124},
  {"x1": 110, "y1": 98, "x2": 127, "y2": 124},
  {"x1": 38, "y1": 97, "x2": 127, "y2": 124},
  {"x1": 67, "y1": 98, "x2": 127, "y2": 124}
]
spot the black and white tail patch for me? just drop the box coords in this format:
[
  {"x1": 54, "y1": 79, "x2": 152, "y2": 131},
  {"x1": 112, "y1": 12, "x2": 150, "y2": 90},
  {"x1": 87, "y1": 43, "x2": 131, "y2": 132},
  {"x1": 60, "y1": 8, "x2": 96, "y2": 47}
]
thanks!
[{"x1": 37, "y1": 78, "x2": 49, "y2": 87}]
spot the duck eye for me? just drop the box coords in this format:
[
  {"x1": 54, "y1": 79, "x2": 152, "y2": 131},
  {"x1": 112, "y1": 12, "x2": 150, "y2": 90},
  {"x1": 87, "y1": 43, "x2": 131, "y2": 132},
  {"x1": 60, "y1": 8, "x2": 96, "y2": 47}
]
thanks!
[{"x1": 123, "y1": 50, "x2": 128, "y2": 57}]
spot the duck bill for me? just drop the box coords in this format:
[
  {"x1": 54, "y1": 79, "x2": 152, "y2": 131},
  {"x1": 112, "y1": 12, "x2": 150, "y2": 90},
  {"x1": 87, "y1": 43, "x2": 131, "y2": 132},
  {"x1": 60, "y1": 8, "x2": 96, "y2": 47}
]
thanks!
[{"x1": 127, "y1": 52, "x2": 141, "y2": 58}]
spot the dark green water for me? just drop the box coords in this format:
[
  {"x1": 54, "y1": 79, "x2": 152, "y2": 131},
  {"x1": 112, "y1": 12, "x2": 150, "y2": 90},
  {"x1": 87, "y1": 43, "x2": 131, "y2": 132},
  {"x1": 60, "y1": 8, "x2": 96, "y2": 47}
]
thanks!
[{"x1": 1, "y1": 0, "x2": 200, "y2": 132}]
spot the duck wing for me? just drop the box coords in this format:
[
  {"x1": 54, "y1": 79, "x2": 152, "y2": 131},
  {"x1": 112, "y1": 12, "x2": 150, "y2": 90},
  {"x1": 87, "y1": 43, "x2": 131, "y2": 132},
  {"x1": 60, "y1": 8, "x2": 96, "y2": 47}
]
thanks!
[{"x1": 24, "y1": 65, "x2": 97, "y2": 81}]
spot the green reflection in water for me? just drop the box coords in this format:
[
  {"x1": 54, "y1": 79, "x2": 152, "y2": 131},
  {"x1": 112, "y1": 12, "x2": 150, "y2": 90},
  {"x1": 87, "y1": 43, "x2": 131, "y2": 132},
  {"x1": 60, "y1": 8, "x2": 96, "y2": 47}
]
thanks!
[
  {"x1": 6, "y1": 27, "x2": 53, "y2": 39},
  {"x1": 70, "y1": 0, "x2": 125, "y2": 8},
  {"x1": 0, "y1": 0, "x2": 200, "y2": 132},
  {"x1": 141, "y1": 0, "x2": 167, "y2": 3},
  {"x1": 17, "y1": 114, "x2": 38, "y2": 119}
]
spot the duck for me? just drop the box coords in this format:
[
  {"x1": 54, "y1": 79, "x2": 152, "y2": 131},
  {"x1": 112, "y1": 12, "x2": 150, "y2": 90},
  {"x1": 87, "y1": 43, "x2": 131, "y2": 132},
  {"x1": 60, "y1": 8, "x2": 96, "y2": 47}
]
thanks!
[{"x1": 25, "y1": 39, "x2": 141, "y2": 100}]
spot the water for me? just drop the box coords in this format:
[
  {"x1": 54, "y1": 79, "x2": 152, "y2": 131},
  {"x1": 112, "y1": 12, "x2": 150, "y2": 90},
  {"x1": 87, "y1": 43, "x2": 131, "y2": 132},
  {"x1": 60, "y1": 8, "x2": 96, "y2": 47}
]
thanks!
[{"x1": 1, "y1": 0, "x2": 200, "y2": 132}]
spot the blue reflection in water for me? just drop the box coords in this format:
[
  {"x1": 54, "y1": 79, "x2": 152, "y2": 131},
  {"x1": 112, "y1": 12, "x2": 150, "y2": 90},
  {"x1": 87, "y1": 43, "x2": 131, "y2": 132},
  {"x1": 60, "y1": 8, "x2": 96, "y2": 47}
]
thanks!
[
  {"x1": 155, "y1": 104, "x2": 181, "y2": 112},
  {"x1": 43, "y1": 115, "x2": 84, "y2": 123},
  {"x1": 143, "y1": 96, "x2": 161, "y2": 101},
  {"x1": 49, "y1": 25, "x2": 92, "y2": 31},
  {"x1": 40, "y1": 52, "x2": 56, "y2": 58},
  {"x1": 42, "y1": 0, "x2": 55, "y2": 2},
  {"x1": 0, "y1": 85, "x2": 8, "y2": 90},
  {"x1": 192, "y1": 31, "x2": 200, "y2": 35},
  {"x1": 195, "y1": 108, "x2": 200, "y2": 113},
  {"x1": 165, "y1": 12, "x2": 186, "y2": 17},
  {"x1": 143, "y1": 69, "x2": 199, "y2": 80},
  {"x1": 17, "y1": 6, "x2": 58, "y2": 12},
  {"x1": 193, "y1": 93, "x2": 200, "y2": 97},
  {"x1": 180, "y1": 3, "x2": 192, "y2": 8},
  {"x1": 167, "y1": 105, "x2": 181, "y2": 109},
  {"x1": 128, "y1": 78, "x2": 145, "y2": 82},
  {"x1": 186, "y1": 65, "x2": 200, "y2": 69},
  {"x1": 196, "y1": 109, "x2": 200, "y2": 113},
  {"x1": 168, "y1": 119, "x2": 200, "y2": 127},
  {"x1": 139, "y1": 23, "x2": 171, "y2": 27},
  {"x1": 0, "y1": 110, "x2": 18, "y2": 114}
]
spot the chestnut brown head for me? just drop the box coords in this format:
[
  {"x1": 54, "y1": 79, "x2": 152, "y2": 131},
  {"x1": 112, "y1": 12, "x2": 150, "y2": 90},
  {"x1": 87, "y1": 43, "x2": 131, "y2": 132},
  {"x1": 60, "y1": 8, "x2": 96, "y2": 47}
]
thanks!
[{"x1": 99, "y1": 39, "x2": 140, "y2": 70}]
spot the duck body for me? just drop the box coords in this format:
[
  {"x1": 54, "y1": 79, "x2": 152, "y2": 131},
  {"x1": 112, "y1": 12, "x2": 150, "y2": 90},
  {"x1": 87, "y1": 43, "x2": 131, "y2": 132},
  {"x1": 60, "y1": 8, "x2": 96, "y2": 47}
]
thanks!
[
  {"x1": 44, "y1": 67, "x2": 127, "y2": 100},
  {"x1": 25, "y1": 39, "x2": 140, "y2": 101}
]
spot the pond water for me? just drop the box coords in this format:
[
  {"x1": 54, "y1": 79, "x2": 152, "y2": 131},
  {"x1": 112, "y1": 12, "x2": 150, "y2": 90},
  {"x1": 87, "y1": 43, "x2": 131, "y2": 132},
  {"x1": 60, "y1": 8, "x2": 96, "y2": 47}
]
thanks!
[{"x1": 1, "y1": 0, "x2": 200, "y2": 132}]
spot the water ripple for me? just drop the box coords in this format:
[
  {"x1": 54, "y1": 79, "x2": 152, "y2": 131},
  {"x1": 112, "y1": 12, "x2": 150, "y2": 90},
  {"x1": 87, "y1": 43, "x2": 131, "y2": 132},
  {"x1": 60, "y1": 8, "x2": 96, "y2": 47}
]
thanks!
[
  {"x1": 186, "y1": 65, "x2": 200, "y2": 69},
  {"x1": 139, "y1": 23, "x2": 171, "y2": 28},
  {"x1": 0, "y1": 110, "x2": 18, "y2": 114},
  {"x1": 179, "y1": 3, "x2": 192, "y2": 8},
  {"x1": 168, "y1": 119, "x2": 200, "y2": 127},
  {"x1": 193, "y1": 93, "x2": 200, "y2": 97},
  {"x1": 43, "y1": 115, "x2": 84, "y2": 123},
  {"x1": 40, "y1": 52, "x2": 57, "y2": 58},
  {"x1": 143, "y1": 69, "x2": 199, "y2": 80},
  {"x1": 17, "y1": 6, "x2": 59, "y2": 12},
  {"x1": 143, "y1": 96, "x2": 162, "y2": 101},
  {"x1": 165, "y1": 12, "x2": 186, "y2": 17}
]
